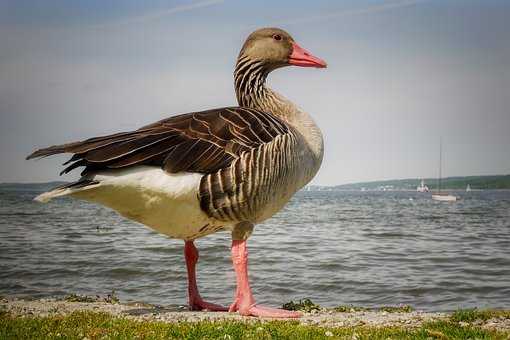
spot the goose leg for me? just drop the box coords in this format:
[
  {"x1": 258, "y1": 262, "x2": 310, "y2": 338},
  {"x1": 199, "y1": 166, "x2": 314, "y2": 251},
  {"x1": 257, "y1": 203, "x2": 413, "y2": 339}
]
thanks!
[
  {"x1": 184, "y1": 240, "x2": 227, "y2": 311},
  {"x1": 228, "y1": 239, "x2": 302, "y2": 318}
]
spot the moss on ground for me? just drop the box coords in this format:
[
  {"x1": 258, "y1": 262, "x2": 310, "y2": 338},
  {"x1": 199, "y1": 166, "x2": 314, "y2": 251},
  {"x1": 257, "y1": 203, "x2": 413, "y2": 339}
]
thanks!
[
  {"x1": 332, "y1": 305, "x2": 413, "y2": 313},
  {"x1": 283, "y1": 299, "x2": 413, "y2": 313},
  {"x1": 1, "y1": 310, "x2": 509, "y2": 340},
  {"x1": 332, "y1": 305, "x2": 371, "y2": 313},
  {"x1": 379, "y1": 305, "x2": 414, "y2": 313},
  {"x1": 282, "y1": 298, "x2": 321, "y2": 312},
  {"x1": 64, "y1": 291, "x2": 120, "y2": 304}
]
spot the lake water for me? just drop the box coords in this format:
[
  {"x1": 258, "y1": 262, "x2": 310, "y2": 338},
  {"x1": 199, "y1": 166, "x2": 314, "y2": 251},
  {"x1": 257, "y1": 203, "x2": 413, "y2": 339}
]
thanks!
[{"x1": 1, "y1": 186, "x2": 509, "y2": 312}]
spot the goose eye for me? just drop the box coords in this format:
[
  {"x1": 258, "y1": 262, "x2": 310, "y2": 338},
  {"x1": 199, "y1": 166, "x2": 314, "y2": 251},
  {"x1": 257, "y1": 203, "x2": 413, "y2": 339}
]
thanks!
[{"x1": 273, "y1": 34, "x2": 282, "y2": 41}]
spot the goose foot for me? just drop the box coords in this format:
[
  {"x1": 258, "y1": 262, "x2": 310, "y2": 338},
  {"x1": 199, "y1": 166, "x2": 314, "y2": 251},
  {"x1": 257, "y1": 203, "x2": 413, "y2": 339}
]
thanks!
[
  {"x1": 229, "y1": 239, "x2": 302, "y2": 318},
  {"x1": 229, "y1": 299, "x2": 301, "y2": 318},
  {"x1": 189, "y1": 297, "x2": 228, "y2": 312},
  {"x1": 184, "y1": 240, "x2": 227, "y2": 312}
]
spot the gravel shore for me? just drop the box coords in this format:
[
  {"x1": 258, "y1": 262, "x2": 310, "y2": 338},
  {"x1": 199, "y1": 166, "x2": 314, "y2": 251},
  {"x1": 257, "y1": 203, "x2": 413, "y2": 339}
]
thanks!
[
  {"x1": 0, "y1": 297, "x2": 457, "y2": 328},
  {"x1": 2, "y1": 297, "x2": 510, "y2": 331}
]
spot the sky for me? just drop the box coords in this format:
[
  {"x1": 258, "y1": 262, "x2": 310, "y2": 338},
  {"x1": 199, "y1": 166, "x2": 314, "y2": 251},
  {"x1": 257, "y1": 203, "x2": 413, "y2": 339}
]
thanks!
[{"x1": 0, "y1": 0, "x2": 509, "y2": 186}]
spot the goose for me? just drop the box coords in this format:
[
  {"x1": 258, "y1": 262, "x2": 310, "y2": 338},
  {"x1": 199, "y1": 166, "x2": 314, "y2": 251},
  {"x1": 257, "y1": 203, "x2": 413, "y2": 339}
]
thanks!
[{"x1": 27, "y1": 27, "x2": 327, "y2": 318}]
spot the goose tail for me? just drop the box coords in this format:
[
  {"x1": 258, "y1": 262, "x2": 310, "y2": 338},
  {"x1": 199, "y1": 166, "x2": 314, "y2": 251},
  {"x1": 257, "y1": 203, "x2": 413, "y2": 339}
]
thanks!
[{"x1": 35, "y1": 179, "x2": 100, "y2": 203}]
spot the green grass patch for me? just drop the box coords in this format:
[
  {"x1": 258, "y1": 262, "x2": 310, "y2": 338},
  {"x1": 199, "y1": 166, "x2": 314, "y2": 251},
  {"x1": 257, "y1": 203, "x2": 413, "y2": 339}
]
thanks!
[
  {"x1": 333, "y1": 305, "x2": 413, "y2": 313},
  {"x1": 379, "y1": 305, "x2": 414, "y2": 313},
  {"x1": 282, "y1": 298, "x2": 321, "y2": 312},
  {"x1": 332, "y1": 305, "x2": 371, "y2": 313},
  {"x1": 1, "y1": 311, "x2": 509, "y2": 340},
  {"x1": 64, "y1": 294, "x2": 97, "y2": 303},
  {"x1": 451, "y1": 308, "x2": 510, "y2": 323},
  {"x1": 283, "y1": 299, "x2": 412, "y2": 313},
  {"x1": 64, "y1": 291, "x2": 120, "y2": 304}
]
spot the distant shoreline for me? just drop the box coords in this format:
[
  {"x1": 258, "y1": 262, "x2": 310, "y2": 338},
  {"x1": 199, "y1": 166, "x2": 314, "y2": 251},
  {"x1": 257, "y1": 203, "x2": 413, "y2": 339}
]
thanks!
[
  {"x1": 2, "y1": 174, "x2": 510, "y2": 192},
  {"x1": 307, "y1": 174, "x2": 510, "y2": 191},
  {"x1": 301, "y1": 188, "x2": 510, "y2": 192}
]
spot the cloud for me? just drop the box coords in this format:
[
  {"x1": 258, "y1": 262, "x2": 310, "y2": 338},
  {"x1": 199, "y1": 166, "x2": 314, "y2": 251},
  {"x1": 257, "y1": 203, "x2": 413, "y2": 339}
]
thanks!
[
  {"x1": 275, "y1": 0, "x2": 428, "y2": 26},
  {"x1": 92, "y1": 0, "x2": 224, "y2": 29}
]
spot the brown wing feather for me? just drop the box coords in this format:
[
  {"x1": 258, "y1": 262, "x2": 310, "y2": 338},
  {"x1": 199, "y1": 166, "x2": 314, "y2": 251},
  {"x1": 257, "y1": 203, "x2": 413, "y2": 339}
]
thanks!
[{"x1": 26, "y1": 107, "x2": 290, "y2": 176}]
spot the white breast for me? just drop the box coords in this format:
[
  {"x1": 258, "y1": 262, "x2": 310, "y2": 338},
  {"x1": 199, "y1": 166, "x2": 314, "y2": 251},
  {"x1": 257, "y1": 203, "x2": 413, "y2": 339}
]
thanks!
[{"x1": 71, "y1": 166, "x2": 226, "y2": 240}]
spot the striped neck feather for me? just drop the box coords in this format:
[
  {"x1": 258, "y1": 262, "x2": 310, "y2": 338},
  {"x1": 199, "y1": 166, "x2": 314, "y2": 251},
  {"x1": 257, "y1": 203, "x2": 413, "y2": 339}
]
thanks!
[
  {"x1": 234, "y1": 56, "x2": 270, "y2": 108},
  {"x1": 233, "y1": 55, "x2": 324, "y2": 165}
]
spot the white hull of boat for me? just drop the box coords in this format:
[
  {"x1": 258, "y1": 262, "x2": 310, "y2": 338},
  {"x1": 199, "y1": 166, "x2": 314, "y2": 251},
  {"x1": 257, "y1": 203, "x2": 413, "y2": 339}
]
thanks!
[
  {"x1": 432, "y1": 194, "x2": 457, "y2": 202},
  {"x1": 417, "y1": 180, "x2": 429, "y2": 192}
]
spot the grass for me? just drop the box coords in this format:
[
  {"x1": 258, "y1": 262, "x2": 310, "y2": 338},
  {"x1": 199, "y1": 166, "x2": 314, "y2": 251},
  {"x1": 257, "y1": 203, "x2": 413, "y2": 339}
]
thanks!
[
  {"x1": 333, "y1": 305, "x2": 413, "y2": 313},
  {"x1": 282, "y1": 299, "x2": 322, "y2": 312},
  {"x1": 283, "y1": 299, "x2": 413, "y2": 313},
  {"x1": 332, "y1": 305, "x2": 370, "y2": 313},
  {"x1": 1, "y1": 310, "x2": 509, "y2": 340},
  {"x1": 379, "y1": 305, "x2": 414, "y2": 313},
  {"x1": 64, "y1": 294, "x2": 98, "y2": 303},
  {"x1": 450, "y1": 308, "x2": 510, "y2": 323},
  {"x1": 64, "y1": 291, "x2": 120, "y2": 304}
]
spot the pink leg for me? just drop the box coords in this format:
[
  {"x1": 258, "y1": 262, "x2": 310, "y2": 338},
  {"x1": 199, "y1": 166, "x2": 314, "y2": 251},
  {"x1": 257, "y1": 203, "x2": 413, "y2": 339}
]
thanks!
[
  {"x1": 184, "y1": 240, "x2": 227, "y2": 311},
  {"x1": 228, "y1": 240, "x2": 302, "y2": 318}
]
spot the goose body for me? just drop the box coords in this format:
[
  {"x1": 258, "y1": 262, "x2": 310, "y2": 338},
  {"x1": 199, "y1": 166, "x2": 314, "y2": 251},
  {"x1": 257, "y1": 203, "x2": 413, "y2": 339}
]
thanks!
[
  {"x1": 27, "y1": 28, "x2": 327, "y2": 318},
  {"x1": 34, "y1": 105, "x2": 322, "y2": 240}
]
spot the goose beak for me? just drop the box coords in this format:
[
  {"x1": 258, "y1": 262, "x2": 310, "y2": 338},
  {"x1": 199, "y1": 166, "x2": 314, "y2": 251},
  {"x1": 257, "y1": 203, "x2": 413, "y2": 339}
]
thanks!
[{"x1": 289, "y1": 42, "x2": 327, "y2": 68}]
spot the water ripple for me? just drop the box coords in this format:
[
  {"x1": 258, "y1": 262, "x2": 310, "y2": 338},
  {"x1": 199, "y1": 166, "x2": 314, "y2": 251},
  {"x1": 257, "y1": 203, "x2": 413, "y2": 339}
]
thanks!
[{"x1": 1, "y1": 189, "x2": 510, "y2": 311}]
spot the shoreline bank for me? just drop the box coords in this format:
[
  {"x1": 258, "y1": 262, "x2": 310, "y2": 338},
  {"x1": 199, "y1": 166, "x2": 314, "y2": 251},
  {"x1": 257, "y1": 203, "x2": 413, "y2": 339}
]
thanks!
[
  {"x1": 2, "y1": 297, "x2": 510, "y2": 330},
  {"x1": 2, "y1": 297, "x2": 510, "y2": 339}
]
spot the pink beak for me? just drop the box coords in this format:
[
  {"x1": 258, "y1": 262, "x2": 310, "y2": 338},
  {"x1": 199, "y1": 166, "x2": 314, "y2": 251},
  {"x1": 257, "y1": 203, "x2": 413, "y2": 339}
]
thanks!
[{"x1": 288, "y1": 42, "x2": 327, "y2": 68}]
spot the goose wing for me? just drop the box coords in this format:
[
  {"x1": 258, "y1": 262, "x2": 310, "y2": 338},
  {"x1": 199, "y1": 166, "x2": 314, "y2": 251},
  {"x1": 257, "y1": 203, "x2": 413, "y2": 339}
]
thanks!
[{"x1": 26, "y1": 107, "x2": 291, "y2": 176}]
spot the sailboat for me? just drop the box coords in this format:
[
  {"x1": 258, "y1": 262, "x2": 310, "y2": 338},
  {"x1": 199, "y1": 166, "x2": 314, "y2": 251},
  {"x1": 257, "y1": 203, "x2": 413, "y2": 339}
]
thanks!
[
  {"x1": 431, "y1": 139, "x2": 457, "y2": 202},
  {"x1": 466, "y1": 184, "x2": 471, "y2": 192},
  {"x1": 417, "y1": 179, "x2": 429, "y2": 192}
]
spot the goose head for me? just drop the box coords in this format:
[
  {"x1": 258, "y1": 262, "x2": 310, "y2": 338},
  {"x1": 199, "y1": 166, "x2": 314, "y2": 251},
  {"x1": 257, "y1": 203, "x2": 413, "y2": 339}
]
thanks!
[{"x1": 238, "y1": 27, "x2": 327, "y2": 71}]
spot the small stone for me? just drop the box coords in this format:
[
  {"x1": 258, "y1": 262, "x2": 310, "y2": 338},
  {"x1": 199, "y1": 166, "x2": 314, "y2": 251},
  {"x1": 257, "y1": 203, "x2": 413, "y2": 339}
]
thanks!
[
  {"x1": 325, "y1": 331, "x2": 333, "y2": 337},
  {"x1": 459, "y1": 321, "x2": 469, "y2": 327},
  {"x1": 381, "y1": 311, "x2": 388, "y2": 316}
]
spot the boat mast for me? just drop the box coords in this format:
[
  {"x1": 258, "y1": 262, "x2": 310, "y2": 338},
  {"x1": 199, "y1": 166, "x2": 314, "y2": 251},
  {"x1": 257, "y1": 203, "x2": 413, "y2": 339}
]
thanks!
[{"x1": 438, "y1": 138, "x2": 442, "y2": 192}]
